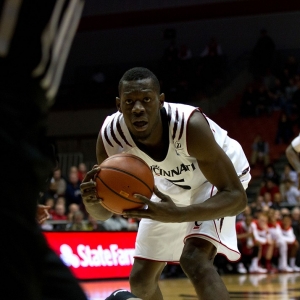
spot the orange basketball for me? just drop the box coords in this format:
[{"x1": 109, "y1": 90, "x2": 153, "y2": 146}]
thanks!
[{"x1": 95, "y1": 153, "x2": 154, "y2": 214}]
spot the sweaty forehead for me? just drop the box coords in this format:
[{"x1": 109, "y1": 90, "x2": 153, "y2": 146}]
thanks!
[{"x1": 120, "y1": 78, "x2": 156, "y2": 94}]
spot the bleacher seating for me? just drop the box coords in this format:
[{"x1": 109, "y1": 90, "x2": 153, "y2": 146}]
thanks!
[{"x1": 211, "y1": 95, "x2": 289, "y2": 178}]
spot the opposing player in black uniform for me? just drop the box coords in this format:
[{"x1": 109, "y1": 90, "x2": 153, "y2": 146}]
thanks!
[{"x1": 0, "y1": 0, "x2": 88, "y2": 299}]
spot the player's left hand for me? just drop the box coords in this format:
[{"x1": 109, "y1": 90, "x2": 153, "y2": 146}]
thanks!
[{"x1": 122, "y1": 186, "x2": 181, "y2": 222}]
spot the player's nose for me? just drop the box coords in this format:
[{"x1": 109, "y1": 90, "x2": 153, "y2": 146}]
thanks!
[{"x1": 132, "y1": 100, "x2": 145, "y2": 113}]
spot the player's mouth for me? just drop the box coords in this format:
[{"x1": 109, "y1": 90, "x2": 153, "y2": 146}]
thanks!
[{"x1": 132, "y1": 120, "x2": 148, "y2": 131}]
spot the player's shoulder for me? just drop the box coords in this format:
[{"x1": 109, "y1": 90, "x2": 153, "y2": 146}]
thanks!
[
  {"x1": 164, "y1": 102, "x2": 208, "y2": 127},
  {"x1": 102, "y1": 111, "x2": 122, "y2": 129},
  {"x1": 291, "y1": 133, "x2": 300, "y2": 152},
  {"x1": 163, "y1": 101, "x2": 200, "y2": 118}
]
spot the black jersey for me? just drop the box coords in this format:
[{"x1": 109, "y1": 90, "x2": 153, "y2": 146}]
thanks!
[
  {"x1": 0, "y1": 0, "x2": 84, "y2": 109},
  {"x1": 0, "y1": 1, "x2": 88, "y2": 299}
]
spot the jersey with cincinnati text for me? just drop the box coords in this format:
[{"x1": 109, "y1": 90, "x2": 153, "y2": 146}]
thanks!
[{"x1": 101, "y1": 102, "x2": 234, "y2": 190}]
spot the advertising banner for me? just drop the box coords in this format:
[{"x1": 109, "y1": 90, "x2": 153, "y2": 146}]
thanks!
[{"x1": 43, "y1": 231, "x2": 137, "y2": 280}]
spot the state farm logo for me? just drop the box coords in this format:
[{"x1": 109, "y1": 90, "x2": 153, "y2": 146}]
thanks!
[{"x1": 60, "y1": 244, "x2": 135, "y2": 268}]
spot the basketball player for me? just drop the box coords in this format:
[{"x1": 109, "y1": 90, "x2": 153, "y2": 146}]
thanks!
[
  {"x1": 0, "y1": 0, "x2": 87, "y2": 299},
  {"x1": 81, "y1": 67, "x2": 251, "y2": 300},
  {"x1": 286, "y1": 134, "x2": 300, "y2": 189}
]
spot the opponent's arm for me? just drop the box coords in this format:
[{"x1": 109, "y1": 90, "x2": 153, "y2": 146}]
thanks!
[{"x1": 80, "y1": 132, "x2": 113, "y2": 220}]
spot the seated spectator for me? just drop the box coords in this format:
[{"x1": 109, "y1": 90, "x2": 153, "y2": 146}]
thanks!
[
  {"x1": 281, "y1": 214, "x2": 300, "y2": 271},
  {"x1": 69, "y1": 165, "x2": 78, "y2": 175},
  {"x1": 259, "y1": 179, "x2": 280, "y2": 203},
  {"x1": 280, "y1": 163, "x2": 298, "y2": 189},
  {"x1": 262, "y1": 192, "x2": 273, "y2": 208},
  {"x1": 48, "y1": 168, "x2": 67, "y2": 198},
  {"x1": 77, "y1": 162, "x2": 87, "y2": 182},
  {"x1": 250, "y1": 195, "x2": 269, "y2": 218},
  {"x1": 103, "y1": 214, "x2": 129, "y2": 231},
  {"x1": 250, "y1": 135, "x2": 270, "y2": 168},
  {"x1": 268, "y1": 209, "x2": 293, "y2": 272},
  {"x1": 262, "y1": 164, "x2": 280, "y2": 186},
  {"x1": 67, "y1": 203, "x2": 81, "y2": 222},
  {"x1": 86, "y1": 215, "x2": 107, "y2": 231},
  {"x1": 281, "y1": 207, "x2": 291, "y2": 217},
  {"x1": 281, "y1": 178, "x2": 300, "y2": 206},
  {"x1": 51, "y1": 202, "x2": 67, "y2": 230},
  {"x1": 249, "y1": 212, "x2": 275, "y2": 273},
  {"x1": 270, "y1": 192, "x2": 283, "y2": 210},
  {"x1": 56, "y1": 196, "x2": 67, "y2": 207},
  {"x1": 236, "y1": 214, "x2": 254, "y2": 273},
  {"x1": 52, "y1": 203, "x2": 67, "y2": 221},
  {"x1": 65, "y1": 168, "x2": 82, "y2": 209},
  {"x1": 66, "y1": 210, "x2": 89, "y2": 231},
  {"x1": 292, "y1": 207, "x2": 300, "y2": 228}
]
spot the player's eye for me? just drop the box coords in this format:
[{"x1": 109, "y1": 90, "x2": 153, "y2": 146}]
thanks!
[
  {"x1": 144, "y1": 97, "x2": 151, "y2": 102},
  {"x1": 125, "y1": 99, "x2": 133, "y2": 104}
]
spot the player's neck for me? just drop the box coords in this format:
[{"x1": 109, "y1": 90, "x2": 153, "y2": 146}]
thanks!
[{"x1": 134, "y1": 110, "x2": 169, "y2": 161}]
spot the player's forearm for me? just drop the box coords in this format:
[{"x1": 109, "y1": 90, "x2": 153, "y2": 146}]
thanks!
[
  {"x1": 178, "y1": 189, "x2": 247, "y2": 222},
  {"x1": 84, "y1": 202, "x2": 113, "y2": 221}
]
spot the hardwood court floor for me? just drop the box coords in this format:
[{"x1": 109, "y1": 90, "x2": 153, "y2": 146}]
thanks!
[{"x1": 80, "y1": 273, "x2": 300, "y2": 300}]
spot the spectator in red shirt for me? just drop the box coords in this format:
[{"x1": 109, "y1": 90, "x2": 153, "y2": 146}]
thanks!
[
  {"x1": 236, "y1": 214, "x2": 254, "y2": 273},
  {"x1": 52, "y1": 203, "x2": 67, "y2": 221},
  {"x1": 78, "y1": 162, "x2": 88, "y2": 182}
]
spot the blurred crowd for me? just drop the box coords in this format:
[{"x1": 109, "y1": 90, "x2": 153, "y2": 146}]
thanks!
[
  {"x1": 233, "y1": 203, "x2": 300, "y2": 274},
  {"x1": 39, "y1": 163, "x2": 139, "y2": 232}
]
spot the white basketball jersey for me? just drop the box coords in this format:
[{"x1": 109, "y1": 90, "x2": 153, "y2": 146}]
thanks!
[
  {"x1": 101, "y1": 102, "x2": 251, "y2": 262},
  {"x1": 101, "y1": 101, "x2": 249, "y2": 193}
]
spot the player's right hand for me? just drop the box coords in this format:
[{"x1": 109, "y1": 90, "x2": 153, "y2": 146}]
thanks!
[{"x1": 80, "y1": 165, "x2": 101, "y2": 205}]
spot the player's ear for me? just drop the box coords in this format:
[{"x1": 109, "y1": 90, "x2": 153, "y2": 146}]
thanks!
[
  {"x1": 159, "y1": 93, "x2": 165, "y2": 108},
  {"x1": 116, "y1": 97, "x2": 121, "y2": 112}
]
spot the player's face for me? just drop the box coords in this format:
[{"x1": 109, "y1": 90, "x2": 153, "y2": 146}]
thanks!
[{"x1": 116, "y1": 78, "x2": 164, "y2": 143}]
